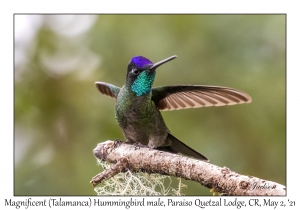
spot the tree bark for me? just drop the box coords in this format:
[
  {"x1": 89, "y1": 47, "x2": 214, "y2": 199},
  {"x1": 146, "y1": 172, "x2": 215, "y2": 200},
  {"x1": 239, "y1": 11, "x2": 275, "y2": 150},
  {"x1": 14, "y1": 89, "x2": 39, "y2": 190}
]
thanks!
[{"x1": 90, "y1": 140, "x2": 286, "y2": 196}]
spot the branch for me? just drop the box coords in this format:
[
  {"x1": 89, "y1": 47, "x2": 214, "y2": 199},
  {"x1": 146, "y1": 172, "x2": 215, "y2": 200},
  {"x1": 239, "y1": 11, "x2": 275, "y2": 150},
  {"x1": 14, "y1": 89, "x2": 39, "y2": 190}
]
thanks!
[{"x1": 90, "y1": 140, "x2": 286, "y2": 196}]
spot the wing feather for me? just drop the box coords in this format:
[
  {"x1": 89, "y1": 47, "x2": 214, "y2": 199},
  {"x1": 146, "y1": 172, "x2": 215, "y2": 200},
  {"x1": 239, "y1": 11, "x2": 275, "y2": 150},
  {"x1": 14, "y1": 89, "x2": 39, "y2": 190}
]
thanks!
[
  {"x1": 152, "y1": 85, "x2": 252, "y2": 111},
  {"x1": 95, "y1": 82, "x2": 121, "y2": 98}
]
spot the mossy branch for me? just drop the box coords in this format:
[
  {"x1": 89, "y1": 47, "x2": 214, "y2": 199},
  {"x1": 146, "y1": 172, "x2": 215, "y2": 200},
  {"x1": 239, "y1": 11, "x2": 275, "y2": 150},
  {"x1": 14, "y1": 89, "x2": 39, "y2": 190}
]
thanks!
[{"x1": 90, "y1": 140, "x2": 286, "y2": 196}]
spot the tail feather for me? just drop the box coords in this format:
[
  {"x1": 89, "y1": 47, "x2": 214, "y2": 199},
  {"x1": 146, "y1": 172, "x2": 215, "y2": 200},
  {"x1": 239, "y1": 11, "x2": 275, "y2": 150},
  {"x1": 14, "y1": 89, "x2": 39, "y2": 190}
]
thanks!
[{"x1": 166, "y1": 133, "x2": 209, "y2": 161}]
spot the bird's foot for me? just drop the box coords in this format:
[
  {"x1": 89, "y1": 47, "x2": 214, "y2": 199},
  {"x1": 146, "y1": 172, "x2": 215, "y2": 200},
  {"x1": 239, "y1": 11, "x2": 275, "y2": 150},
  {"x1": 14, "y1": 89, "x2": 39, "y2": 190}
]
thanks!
[
  {"x1": 133, "y1": 143, "x2": 148, "y2": 150},
  {"x1": 113, "y1": 139, "x2": 122, "y2": 149},
  {"x1": 133, "y1": 143, "x2": 141, "y2": 150}
]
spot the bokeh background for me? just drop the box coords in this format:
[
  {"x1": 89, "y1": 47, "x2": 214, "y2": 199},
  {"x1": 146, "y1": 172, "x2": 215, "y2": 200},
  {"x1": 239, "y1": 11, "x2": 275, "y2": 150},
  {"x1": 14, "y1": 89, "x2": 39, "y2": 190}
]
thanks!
[{"x1": 14, "y1": 14, "x2": 285, "y2": 195}]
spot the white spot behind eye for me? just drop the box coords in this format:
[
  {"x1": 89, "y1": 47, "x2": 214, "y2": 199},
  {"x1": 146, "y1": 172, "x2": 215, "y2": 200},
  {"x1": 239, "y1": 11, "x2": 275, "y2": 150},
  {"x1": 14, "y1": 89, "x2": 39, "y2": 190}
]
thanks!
[{"x1": 132, "y1": 68, "x2": 139, "y2": 75}]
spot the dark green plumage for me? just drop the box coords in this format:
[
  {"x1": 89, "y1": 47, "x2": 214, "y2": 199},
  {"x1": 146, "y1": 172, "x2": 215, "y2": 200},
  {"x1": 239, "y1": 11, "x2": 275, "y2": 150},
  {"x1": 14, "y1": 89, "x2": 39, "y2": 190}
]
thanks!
[{"x1": 95, "y1": 55, "x2": 252, "y2": 161}]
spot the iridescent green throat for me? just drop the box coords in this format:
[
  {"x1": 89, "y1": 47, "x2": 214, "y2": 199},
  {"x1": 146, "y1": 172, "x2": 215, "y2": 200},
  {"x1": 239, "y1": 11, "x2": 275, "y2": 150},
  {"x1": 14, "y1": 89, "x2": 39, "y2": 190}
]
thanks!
[{"x1": 131, "y1": 71, "x2": 155, "y2": 96}]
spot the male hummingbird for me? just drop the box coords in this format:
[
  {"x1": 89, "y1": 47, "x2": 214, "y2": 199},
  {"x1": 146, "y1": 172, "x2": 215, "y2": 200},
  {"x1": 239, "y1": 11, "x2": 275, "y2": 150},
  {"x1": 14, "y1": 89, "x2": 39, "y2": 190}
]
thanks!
[{"x1": 95, "y1": 55, "x2": 252, "y2": 161}]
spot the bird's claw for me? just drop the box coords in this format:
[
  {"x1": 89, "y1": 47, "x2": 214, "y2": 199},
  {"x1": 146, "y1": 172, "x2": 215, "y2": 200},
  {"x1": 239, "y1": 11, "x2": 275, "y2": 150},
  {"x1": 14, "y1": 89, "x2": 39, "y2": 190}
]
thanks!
[
  {"x1": 113, "y1": 139, "x2": 122, "y2": 149},
  {"x1": 134, "y1": 143, "x2": 140, "y2": 150}
]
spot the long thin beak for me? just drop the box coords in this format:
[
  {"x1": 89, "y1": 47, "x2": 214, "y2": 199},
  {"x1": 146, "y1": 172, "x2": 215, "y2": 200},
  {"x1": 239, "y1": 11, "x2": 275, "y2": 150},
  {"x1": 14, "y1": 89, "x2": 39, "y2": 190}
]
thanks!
[{"x1": 149, "y1": 55, "x2": 177, "y2": 70}]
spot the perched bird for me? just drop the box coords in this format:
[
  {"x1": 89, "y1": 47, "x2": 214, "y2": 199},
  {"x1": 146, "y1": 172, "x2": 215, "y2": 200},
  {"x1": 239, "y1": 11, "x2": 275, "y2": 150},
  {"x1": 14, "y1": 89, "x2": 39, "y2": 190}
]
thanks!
[{"x1": 95, "y1": 55, "x2": 252, "y2": 161}]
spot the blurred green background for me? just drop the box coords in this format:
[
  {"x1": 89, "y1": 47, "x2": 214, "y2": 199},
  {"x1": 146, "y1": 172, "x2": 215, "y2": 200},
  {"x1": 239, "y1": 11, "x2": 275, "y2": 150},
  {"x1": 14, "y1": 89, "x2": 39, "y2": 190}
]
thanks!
[{"x1": 14, "y1": 14, "x2": 285, "y2": 195}]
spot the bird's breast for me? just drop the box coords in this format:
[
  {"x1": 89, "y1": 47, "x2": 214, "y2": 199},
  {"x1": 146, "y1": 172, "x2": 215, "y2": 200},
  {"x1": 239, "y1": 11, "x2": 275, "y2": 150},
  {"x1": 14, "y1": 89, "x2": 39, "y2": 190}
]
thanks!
[{"x1": 115, "y1": 88, "x2": 169, "y2": 147}]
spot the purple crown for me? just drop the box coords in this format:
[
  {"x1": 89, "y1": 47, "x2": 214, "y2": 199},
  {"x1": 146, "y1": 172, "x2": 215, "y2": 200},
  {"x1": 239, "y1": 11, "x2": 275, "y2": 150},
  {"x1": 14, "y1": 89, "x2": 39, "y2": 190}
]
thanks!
[{"x1": 131, "y1": 56, "x2": 153, "y2": 69}]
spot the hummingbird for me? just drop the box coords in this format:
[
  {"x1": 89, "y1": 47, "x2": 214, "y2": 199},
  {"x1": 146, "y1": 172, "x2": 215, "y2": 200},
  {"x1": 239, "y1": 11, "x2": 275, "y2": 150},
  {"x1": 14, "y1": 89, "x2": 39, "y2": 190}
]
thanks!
[{"x1": 95, "y1": 55, "x2": 252, "y2": 161}]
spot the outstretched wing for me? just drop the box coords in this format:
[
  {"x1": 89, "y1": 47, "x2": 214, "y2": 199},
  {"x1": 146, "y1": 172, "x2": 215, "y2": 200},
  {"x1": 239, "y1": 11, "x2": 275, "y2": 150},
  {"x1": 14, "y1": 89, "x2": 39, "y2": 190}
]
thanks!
[
  {"x1": 95, "y1": 82, "x2": 121, "y2": 98},
  {"x1": 151, "y1": 85, "x2": 252, "y2": 111}
]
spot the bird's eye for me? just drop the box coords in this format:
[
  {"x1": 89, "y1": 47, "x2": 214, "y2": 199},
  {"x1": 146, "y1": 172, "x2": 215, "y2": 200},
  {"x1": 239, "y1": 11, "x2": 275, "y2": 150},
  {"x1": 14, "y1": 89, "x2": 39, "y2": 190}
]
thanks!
[{"x1": 131, "y1": 68, "x2": 139, "y2": 75}]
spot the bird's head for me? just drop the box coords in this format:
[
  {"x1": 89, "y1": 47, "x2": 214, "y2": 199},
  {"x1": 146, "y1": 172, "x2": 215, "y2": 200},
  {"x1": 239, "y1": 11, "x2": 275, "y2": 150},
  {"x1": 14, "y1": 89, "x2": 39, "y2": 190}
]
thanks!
[{"x1": 126, "y1": 55, "x2": 177, "y2": 96}]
